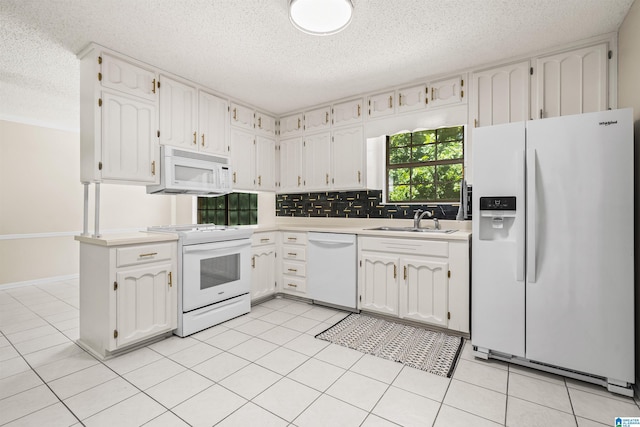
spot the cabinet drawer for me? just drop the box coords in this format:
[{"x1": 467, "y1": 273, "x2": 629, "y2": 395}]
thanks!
[
  {"x1": 282, "y1": 276, "x2": 306, "y2": 293},
  {"x1": 116, "y1": 243, "x2": 175, "y2": 267},
  {"x1": 282, "y1": 232, "x2": 307, "y2": 245},
  {"x1": 283, "y1": 261, "x2": 306, "y2": 277},
  {"x1": 282, "y1": 245, "x2": 306, "y2": 261},
  {"x1": 252, "y1": 232, "x2": 276, "y2": 246},
  {"x1": 359, "y1": 237, "x2": 448, "y2": 258}
]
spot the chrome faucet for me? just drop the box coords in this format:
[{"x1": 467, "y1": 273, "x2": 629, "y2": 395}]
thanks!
[
  {"x1": 433, "y1": 217, "x2": 440, "y2": 230},
  {"x1": 413, "y1": 209, "x2": 432, "y2": 229}
]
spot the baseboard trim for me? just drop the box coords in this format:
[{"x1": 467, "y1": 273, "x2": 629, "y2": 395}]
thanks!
[{"x1": 0, "y1": 274, "x2": 79, "y2": 290}]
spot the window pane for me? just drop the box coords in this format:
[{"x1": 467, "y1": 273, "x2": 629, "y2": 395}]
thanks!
[
  {"x1": 389, "y1": 147, "x2": 411, "y2": 164},
  {"x1": 238, "y1": 193, "x2": 250, "y2": 209},
  {"x1": 250, "y1": 210, "x2": 258, "y2": 224},
  {"x1": 412, "y1": 166, "x2": 434, "y2": 184},
  {"x1": 413, "y1": 130, "x2": 436, "y2": 144},
  {"x1": 215, "y1": 210, "x2": 227, "y2": 224},
  {"x1": 250, "y1": 194, "x2": 258, "y2": 210},
  {"x1": 388, "y1": 184, "x2": 411, "y2": 202},
  {"x1": 389, "y1": 168, "x2": 410, "y2": 185},
  {"x1": 239, "y1": 210, "x2": 250, "y2": 225},
  {"x1": 413, "y1": 144, "x2": 436, "y2": 162},
  {"x1": 436, "y1": 164, "x2": 463, "y2": 200},
  {"x1": 389, "y1": 133, "x2": 411, "y2": 148},
  {"x1": 215, "y1": 196, "x2": 226, "y2": 209},
  {"x1": 229, "y1": 211, "x2": 238, "y2": 225},
  {"x1": 437, "y1": 142, "x2": 463, "y2": 160},
  {"x1": 437, "y1": 126, "x2": 463, "y2": 142},
  {"x1": 197, "y1": 198, "x2": 206, "y2": 209},
  {"x1": 414, "y1": 183, "x2": 436, "y2": 201},
  {"x1": 228, "y1": 193, "x2": 239, "y2": 209}
]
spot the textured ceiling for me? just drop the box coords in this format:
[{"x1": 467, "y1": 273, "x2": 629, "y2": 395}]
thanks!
[{"x1": 0, "y1": 0, "x2": 634, "y2": 130}]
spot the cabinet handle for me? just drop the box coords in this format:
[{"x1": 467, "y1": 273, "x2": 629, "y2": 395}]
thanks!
[
  {"x1": 357, "y1": 104, "x2": 361, "y2": 117},
  {"x1": 151, "y1": 161, "x2": 156, "y2": 176},
  {"x1": 388, "y1": 96, "x2": 392, "y2": 108},
  {"x1": 168, "y1": 271, "x2": 173, "y2": 287},
  {"x1": 193, "y1": 131, "x2": 197, "y2": 145},
  {"x1": 398, "y1": 93, "x2": 402, "y2": 106},
  {"x1": 297, "y1": 176, "x2": 301, "y2": 186},
  {"x1": 297, "y1": 118, "x2": 301, "y2": 129},
  {"x1": 201, "y1": 133, "x2": 205, "y2": 147},
  {"x1": 357, "y1": 170, "x2": 361, "y2": 183},
  {"x1": 152, "y1": 78, "x2": 156, "y2": 94},
  {"x1": 233, "y1": 108, "x2": 237, "y2": 121},
  {"x1": 431, "y1": 87, "x2": 435, "y2": 101},
  {"x1": 393, "y1": 264, "x2": 397, "y2": 279},
  {"x1": 258, "y1": 175, "x2": 262, "y2": 186},
  {"x1": 287, "y1": 237, "x2": 297, "y2": 241},
  {"x1": 403, "y1": 266, "x2": 407, "y2": 280},
  {"x1": 539, "y1": 109, "x2": 543, "y2": 119},
  {"x1": 258, "y1": 117, "x2": 262, "y2": 128},
  {"x1": 251, "y1": 256, "x2": 256, "y2": 268},
  {"x1": 325, "y1": 112, "x2": 329, "y2": 123},
  {"x1": 474, "y1": 119, "x2": 478, "y2": 128},
  {"x1": 139, "y1": 252, "x2": 158, "y2": 258},
  {"x1": 287, "y1": 252, "x2": 297, "y2": 256},
  {"x1": 326, "y1": 173, "x2": 329, "y2": 184},
  {"x1": 260, "y1": 238, "x2": 270, "y2": 243},
  {"x1": 288, "y1": 283, "x2": 298, "y2": 288},
  {"x1": 288, "y1": 268, "x2": 298, "y2": 272},
  {"x1": 233, "y1": 172, "x2": 237, "y2": 183}
]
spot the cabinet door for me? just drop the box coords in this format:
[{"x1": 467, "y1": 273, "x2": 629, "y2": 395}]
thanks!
[
  {"x1": 332, "y1": 127, "x2": 364, "y2": 190},
  {"x1": 471, "y1": 61, "x2": 530, "y2": 127},
  {"x1": 101, "y1": 53, "x2": 157, "y2": 101},
  {"x1": 534, "y1": 43, "x2": 608, "y2": 119},
  {"x1": 400, "y1": 257, "x2": 449, "y2": 327},
  {"x1": 101, "y1": 91, "x2": 159, "y2": 184},
  {"x1": 256, "y1": 112, "x2": 277, "y2": 136},
  {"x1": 251, "y1": 247, "x2": 276, "y2": 300},
  {"x1": 115, "y1": 262, "x2": 176, "y2": 348},
  {"x1": 279, "y1": 137, "x2": 303, "y2": 192},
  {"x1": 159, "y1": 75, "x2": 197, "y2": 149},
  {"x1": 199, "y1": 91, "x2": 229, "y2": 155},
  {"x1": 333, "y1": 99, "x2": 363, "y2": 126},
  {"x1": 303, "y1": 132, "x2": 331, "y2": 190},
  {"x1": 368, "y1": 91, "x2": 395, "y2": 118},
  {"x1": 230, "y1": 129, "x2": 255, "y2": 190},
  {"x1": 398, "y1": 84, "x2": 427, "y2": 113},
  {"x1": 256, "y1": 136, "x2": 276, "y2": 191},
  {"x1": 360, "y1": 253, "x2": 399, "y2": 316},
  {"x1": 304, "y1": 106, "x2": 331, "y2": 132},
  {"x1": 429, "y1": 76, "x2": 464, "y2": 108},
  {"x1": 230, "y1": 102, "x2": 254, "y2": 130},
  {"x1": 280, "y1": 113, "x2": 304, "y2": 137}
]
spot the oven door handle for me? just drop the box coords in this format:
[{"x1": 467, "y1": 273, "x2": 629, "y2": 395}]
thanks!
[{"x1": 183, "y1": 239, "x2": 251, "y2": 254}]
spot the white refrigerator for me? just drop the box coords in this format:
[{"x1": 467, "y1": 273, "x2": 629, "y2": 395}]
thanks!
[{"x1": 471, "y1": 108, "x2": 634, "y2": 395}]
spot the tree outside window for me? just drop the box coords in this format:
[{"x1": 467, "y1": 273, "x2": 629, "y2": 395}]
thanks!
[
  {"x1": 386, "y1": 126, "x2": 464, "y2": 203},
  {"x1": 197, "y1": 192, "x2": 258, "y2": 225}
]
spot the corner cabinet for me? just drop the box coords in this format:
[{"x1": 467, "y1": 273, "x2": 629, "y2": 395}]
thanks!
[
  {"x1": 358, "y1": 236, "x2": 470, "y2": 334},
  {"x1": 77, "y1": 238, "x2": 178, "y2": 359},
  {"x1": 79, "y1": 45, "x2": 160, "y2": 185},
  {"x1": 251, "y1": 232, "x2": 278, "y2": 301}
]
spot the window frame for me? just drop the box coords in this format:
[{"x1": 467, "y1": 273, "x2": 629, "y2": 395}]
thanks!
[
  {"x1": 385, "y1": 126, "x2": 465, "y2": 204},
  {"x1": 197, "y1": 192, "x2": 258, "y2": 226}
]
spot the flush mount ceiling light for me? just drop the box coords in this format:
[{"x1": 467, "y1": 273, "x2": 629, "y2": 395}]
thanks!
[{"x1": 289, "y1": 0, "x2": 354, "y2": 36}]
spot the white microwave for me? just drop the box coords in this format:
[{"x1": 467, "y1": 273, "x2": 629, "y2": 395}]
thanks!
[{"x1": 147, "y1": 146, "x2": 232, "y2": 195}]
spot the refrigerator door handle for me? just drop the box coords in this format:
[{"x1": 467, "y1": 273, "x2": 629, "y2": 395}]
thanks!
[
  {"x1": 527, "y1": 148, "x2": 537, "y2": 283},
  {"x1": 516, "y1": 148, "x2": 525, "y2": 281}
]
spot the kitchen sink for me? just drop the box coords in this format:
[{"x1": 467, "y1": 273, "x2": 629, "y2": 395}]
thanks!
[{"x1": 368, "y1": 226, "x2": 457, "y2": 234}]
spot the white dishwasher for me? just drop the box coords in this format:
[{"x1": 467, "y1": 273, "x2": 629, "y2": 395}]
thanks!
[{"x1": 307, "y1": 232, "x2": 357, "y2": 310}]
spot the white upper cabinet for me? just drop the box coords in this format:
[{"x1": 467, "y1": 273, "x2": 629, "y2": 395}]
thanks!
[
  {"x1": 304, "y1": 106, "x2": 331, "y2": 133},
  {"x1": 255, "y1": 111, "x2": 277, "y2": 136},
  {"x1": 100, "y1": 53, "x2": 157, "y2": 101},
  {"x1": 230, "y1": 102, "x2": 254, "y2": 130},
  {"x1": 303, "y1": 132, "x2": 332, "y2": 190},
  {"x1": 198, "y1": 91, "x2": 229, "y2": 155},
  {"x1": 101, "y1": 91, "x2": 158, "y2": 184},
  {"x1": 397, "y1": 84, "x2": 428, "y2": 113},
  {"x1": 428, "y1": 76, "x2": 464, "y2": 108},
  {"x1": 533, "y1": 42, "x2": 608, "y2": 119},
  {"x1": 332, "y1": 126, "x2": 364, "y2": 190},
  {"x1": 159, "y1": 75, "x2": 197, "y2": 149},
  {"x1": 368, "y1": 91, "x2": 395, "y2": 118},
  {"x1": 332, "y1": 99, "x2": 363, "y2": 127},
  {"x1": 256, "y1": 136, "x2": 276, "y2": 191},
  {"x1": 280, "y1": 113, "x2": 304, "y2": 137},
  {"x1": 470, "y1": 61, "x2": 530, "y2": 128},
  {"x1": 229, "y1": 128, "x2": 255, "y2": 190},
  {"x1": 279, "y1": 137, "x2": 304, "y2": 192}
]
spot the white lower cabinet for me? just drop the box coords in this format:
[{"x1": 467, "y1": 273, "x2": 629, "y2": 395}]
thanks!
[
  {"x1": 78, "y1": 240, "x2": 177, "y2": 358},
  {"x1": 358, "y1": 236, "x2": 469, "y2": 333},
  {"x1": 251, "y1": 232, "x2": 277, "y2": 301}
]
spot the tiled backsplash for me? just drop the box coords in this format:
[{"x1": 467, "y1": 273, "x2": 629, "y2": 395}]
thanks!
[{"x1": 275, "y1": 190, "x2": 464, "y2": 220}]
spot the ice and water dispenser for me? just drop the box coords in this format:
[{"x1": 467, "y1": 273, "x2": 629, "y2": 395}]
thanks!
[{"x1": 478, "y1": 196, "x2": 517, "y2": 240}]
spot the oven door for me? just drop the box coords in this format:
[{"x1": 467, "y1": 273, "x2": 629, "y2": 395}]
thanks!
[{"x1": 182, "y1": 239, "x2": 251, "y2": 312}]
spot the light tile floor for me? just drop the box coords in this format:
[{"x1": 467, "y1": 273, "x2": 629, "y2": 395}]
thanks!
[{"x1": 1, "y1": 279, "x2": 639, "y2": 426}]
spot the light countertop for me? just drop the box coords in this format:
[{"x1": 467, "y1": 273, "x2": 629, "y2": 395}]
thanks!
[{"x1": 75, "y1": 231, "x2": 179, "y2": 247}]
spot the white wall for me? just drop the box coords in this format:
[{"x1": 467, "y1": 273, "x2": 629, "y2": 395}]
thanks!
[
  {"x1": 0, "y1": 120, "x2": 173, "y2": 287},
  {"x1": 617, "y1": 0, "x2": 640, "y2": 385}
]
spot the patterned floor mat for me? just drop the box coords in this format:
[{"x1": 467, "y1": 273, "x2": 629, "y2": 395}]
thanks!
[{"x1": 315, "y1": 313, "x2": 464, "y2": 377}]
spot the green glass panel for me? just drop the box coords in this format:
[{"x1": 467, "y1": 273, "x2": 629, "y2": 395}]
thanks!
[
  {"x1": 250, "y1": 210, "x2": 258, "y2": 224},
  {"x1": 197, "y1": 198, "x2": 206, "y2": 209},
  {"x1": 229, "y1": 211, "x2": 238, "y2": 225},
  {"x1": 389, "y1": 147, "x2": 410, "y2": 164},
  {"x1": 215, "y1": 211, "x2": 227, "y2": 225},
  {"x1": 238, "y1": 193, "x2": 250, "y2": 210},
  {"x1": 239, "y1": 211, "x2": 250, "y2": 225},
  {"x1": 215, "y1": 196, "x2": 226, "y2": 209},
  {"x1": 412, "y1": 166, "x2": 434, "y2": 184},
  {"x1": 389, "y1": 133, "x2": 411, "y2": 148},
  {"x1": 436, "y1": 126, "x2": 464, "y2": 142},
  {"x1": 389, "y1": 168, "x2": 410, "y2": 185},
  {"x1": 437, "y1": 142, "x2": 463, "y2": 160},
  {"x1": 412, "y1": 144, "x2": 435, "y2": 162},
  {"x1": 228, "y1": 193, "x2": 239, "y2": 209},
  {"x1": 250, "y1": 194, "x2": 258, "y2": 210}
]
